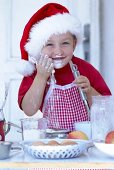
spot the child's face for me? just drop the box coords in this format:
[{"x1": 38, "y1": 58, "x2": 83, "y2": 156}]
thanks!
[{"x1": 41, "y1": 32, "x2": 76, "y2": 69}]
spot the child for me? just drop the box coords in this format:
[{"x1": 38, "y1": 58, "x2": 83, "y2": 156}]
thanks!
[{"x1": 18, "y1": 3, "x2": 111, "y2": 130}]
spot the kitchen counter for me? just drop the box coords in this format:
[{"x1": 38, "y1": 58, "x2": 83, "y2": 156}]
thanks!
[{"x1": 0, "y1": 145, "x2": 114, "y2": 169}]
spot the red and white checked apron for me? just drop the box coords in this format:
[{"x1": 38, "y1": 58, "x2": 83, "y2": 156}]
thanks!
[{"x1": 42, "y1": 67, "x2": 89, "y2": 131}]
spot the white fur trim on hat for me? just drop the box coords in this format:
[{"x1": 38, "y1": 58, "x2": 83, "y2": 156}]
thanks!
[
  {"x1": 15, "y1": 59, "x2": 36, "y2": 76},
  {"x1": 25, "y1": 13, "x2": 82, "y2": 62}
]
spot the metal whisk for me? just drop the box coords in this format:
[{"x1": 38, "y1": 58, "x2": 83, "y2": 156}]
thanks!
[{"x1": 69, "y1": 60, "x2": 90, "y2": 120}]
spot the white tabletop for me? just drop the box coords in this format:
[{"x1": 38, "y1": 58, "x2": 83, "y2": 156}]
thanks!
[{"x1": 0, "y1": 144, "x2": 114, "y2": 169}]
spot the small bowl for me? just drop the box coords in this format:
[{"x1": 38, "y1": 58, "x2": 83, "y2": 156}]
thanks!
[
  {"x1": 94, "y1": 141, "x2": 114, "y2": 157},
  {"x1": 0, "y1": 141, "x2": 13, "y2": 159}
]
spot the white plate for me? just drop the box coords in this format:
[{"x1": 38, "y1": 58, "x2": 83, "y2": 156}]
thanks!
[
  {"x1": 94, "y1": 142, "x2": 114, "y2": 157},
  {"x1": 21, "y1": 139, "x2": 91, "y2": 159}
]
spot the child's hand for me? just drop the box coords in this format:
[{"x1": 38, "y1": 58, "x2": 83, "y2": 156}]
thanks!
[
  {"x1": 73, "y1": 75, "x2": 91, "y2": 95},
  {"x1": 36, "y1": 54, "x2": 54, "y2": 80}
]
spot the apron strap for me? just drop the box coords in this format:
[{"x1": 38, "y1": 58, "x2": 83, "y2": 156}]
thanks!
[{"x1": 47, "y1": 70, "x2": 56, "y2": 85}]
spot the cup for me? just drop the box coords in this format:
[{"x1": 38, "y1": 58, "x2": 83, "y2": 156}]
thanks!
[
  {"x1": 74, "y1": 121, "x2": 91, "y2": 139},
  {"x1": 0, "y1": 141, "x2": 12, "y2": 159},
  {"x1": 20, "y1": 118, "x2": 47, "y2": 141}
]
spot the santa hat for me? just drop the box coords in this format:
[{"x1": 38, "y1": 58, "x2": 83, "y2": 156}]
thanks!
[{"x1": 18, "y1": 3, "x2": 82, "y2": 76}]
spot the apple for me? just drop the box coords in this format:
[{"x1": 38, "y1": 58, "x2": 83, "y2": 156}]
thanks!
[
  {"x1": 68, "y1": 130, "x2": 88, "y2": 140},
  {"x1": 105, "y1": 131, "x2": 114, "y2": 144}
]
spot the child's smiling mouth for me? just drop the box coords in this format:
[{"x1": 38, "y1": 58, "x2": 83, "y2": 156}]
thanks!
[
  {"x1": 53, "y1": 58, "x2": 63, "y2": 61},
  {"x1": 52, "y1": 56, "x2": 66, "y2": 61},
  {"x1": 52, "y1": 57, "x2": 65, "y2": 68}
]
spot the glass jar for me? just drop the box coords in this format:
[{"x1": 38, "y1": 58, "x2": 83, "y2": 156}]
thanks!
[
  {"x1": 20, "y1": 118, "x2": 47, "y2": 141},
  {"x1": 90, "y1": 95, "x2": 114, "y2": 142}
]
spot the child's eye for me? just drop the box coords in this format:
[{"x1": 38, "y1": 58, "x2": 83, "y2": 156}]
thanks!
[
  {"x1": 62, "y1": 41, "x2": 70, "y2": 45},
  {"x1": 46, "y1": 43, "x2": 53, "y2": 46}
]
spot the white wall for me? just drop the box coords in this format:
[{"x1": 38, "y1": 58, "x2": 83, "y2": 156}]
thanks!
[
  {"x1": 100, "y1": 0, "x2": 114, "y2": 94},
  {"x1": 90, "y1": 0, "x2": 100, "y2": 70}
]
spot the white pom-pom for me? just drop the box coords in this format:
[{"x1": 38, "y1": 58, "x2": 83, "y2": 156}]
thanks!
[{"x1": 15, "y1": 59, "x2": 35, "y2": 76}]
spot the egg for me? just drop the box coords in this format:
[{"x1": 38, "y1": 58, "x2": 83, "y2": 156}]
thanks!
[
  {"x1": 47, "y1": 140, "x2": 60, "y2": 146},
  {"x1": 60, "y1": 140, "x2": 77, "y2": 145},
  {"x1": 32, "y1": 141, "x2": 45, "y2": 146}
]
